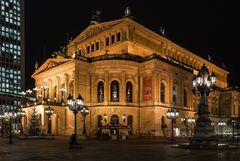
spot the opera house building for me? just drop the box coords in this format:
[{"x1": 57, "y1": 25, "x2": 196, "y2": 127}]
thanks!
[{"x1": 22, "y1": 14, "x2": 240, "y2": 138}]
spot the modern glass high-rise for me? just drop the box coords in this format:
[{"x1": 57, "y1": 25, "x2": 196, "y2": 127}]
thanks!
[{"x1": 0, "y1": 0, "x2": 25, "y2": 110}]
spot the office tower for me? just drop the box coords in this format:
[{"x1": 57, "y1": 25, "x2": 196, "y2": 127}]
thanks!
[{"x1": 0, "y1": 0, "x2": 25, "y2": 110}]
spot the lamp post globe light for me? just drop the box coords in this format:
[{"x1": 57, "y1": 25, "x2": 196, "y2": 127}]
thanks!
[
  {"x1": 17, "y1": 107, "x2": 26, "y2": 134},
  {"x1": 67, "y1": 94, "x2": 83, "y2": 145},
  {"x1": 167, "y1": 109, "x2": 179, "y2": 141},
  {"x1": 4, "y1": 110, "x2": 17, "y2": 144},
  {"x1": 218, "y1": 120, "x2": 226, "y2": 139},
  {"x1": 80, "y1": 106, "x2": 89, "y2": 140},
  {"x1": 192, "y1": 64, "x2": 216, "y2": 138},
  {"x1": 45, "y1": 106, "x2": 54, "y2": 135}
]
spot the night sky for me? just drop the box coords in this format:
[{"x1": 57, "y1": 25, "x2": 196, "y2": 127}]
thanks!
[{"x1": 25, "y1": 0, "x2": 238, "y2": 90}]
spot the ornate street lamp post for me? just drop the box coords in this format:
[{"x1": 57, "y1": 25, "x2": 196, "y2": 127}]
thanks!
[
  {"x1": 80, "y1": 106, "x2": 89, "y2": 140},
  {"x1": 67, "y1": 94, "x2": 83, "y2": 145},
  {"x1": 167, "y1": 109, "x2": 179, "y2": 141},
  {"x1": 45, "y1": 106, "x2": 54, "y2": 135},
  {"x1": 192, "y1": 64, "x2": 216, "y2": 138},
  {"x1": 17, "y1": 107, "x2": 26, "y2": 134},
  {"x1": 218, "y1": 120, "x2": 226, "y2": 139},
  {"x1": 4, "y1": 110, "x2": 17, "y2": 144},
  {"x1": 232, "y1": 119, "x2": 236, "y2": 141}
]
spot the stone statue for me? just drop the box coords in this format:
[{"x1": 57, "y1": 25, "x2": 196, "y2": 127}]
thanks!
[
  {"x1": 35, "y1": 61, "x2": 38, "y2": 71},
  {"x1": 90, "y1": 9, "x2": 102, "y2": 25}
]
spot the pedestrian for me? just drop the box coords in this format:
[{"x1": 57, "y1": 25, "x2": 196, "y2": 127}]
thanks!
[
  {"x1": 106, "y1": 132, "x2": 109, "y2": 140},
  {"x1": 101, "y1": 132, "x2": 105, "y2": 140}
]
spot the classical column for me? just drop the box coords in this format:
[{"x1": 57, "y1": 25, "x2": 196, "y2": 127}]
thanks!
[
  {"x1": 152, "y1": 71, "x2": 157, "y2": 105},
  {"x1": 104, "y1": 71, "x2": 109, "y2": 104},
  {"x1": 63, "y1": 73, "x2": 69, "y2": 101},
  {"x1": 120, "y1": 71, "x2": 126, "y2": 103}
]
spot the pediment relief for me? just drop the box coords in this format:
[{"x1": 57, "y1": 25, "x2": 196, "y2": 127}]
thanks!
[
  {"x1": 71, "y1": 19, "x2": 125, "y2": 44},
  {"x1": 32, "y1": 58, "x2": 72, "y2": 77},
  {"x1": 45, "y1": 61, "x2": 61, "y2": 70}
]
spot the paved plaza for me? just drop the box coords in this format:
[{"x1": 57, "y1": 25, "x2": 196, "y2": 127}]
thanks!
[{"x1": 0, "y1": 136, "x2": 240, "y2": 161}]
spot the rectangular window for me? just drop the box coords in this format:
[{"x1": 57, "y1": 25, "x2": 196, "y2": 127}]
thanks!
[
  {"x1": 111, "y1": 35, "x2": 115, "y2": 44},
  {"x1": 87, "y1": 46, "x2": 90, "y2": 54},
  {"x1": 79, "y1": 49, "x2": 82, "y2": 56},
  {"x1": 91, "y1": 44, "x2": 94, "y2": 52},
  {"x1": 96, "y1": 42, "x2": 99, "y2": 50},
  {"x1": 117, "y1": 32, "x2": 121, "y2": 42},
  {"x1": 105, "y1": 37, "x2": 110, "y2": 46}
]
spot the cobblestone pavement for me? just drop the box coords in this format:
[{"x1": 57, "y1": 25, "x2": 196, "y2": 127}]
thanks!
[{"x1": 0, "y1": 136, "x2": 240, "y2": 161}]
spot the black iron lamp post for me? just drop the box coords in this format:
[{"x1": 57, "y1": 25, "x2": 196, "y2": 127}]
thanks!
[
  {"x1": 218, "y1": 120, "x2": 226, "y2": 139},
  {"x1": 80, "y1": 105, "x2": 89, "y2": 139},
  {"x1": 192, "y1": 64, "x2": 216, "y2": 138},
  {"x1": 67, "y1": 94, "x2": 83, "y2": 145},
  {"x1": 4, "y1": 110, "x2": 17, "y2": 144},
  {"x1": 45, "y1": 106, "x2": 54, "y2": 135},
  {"x1": 167, "y1": 109, "x2": 179, "y2": 141},
  {"x1": 17, "y1": 107, "x2": 26, "y2": 134},
  {"x1": 232, "y1": 119, "x2": 236, "y2": 141}
]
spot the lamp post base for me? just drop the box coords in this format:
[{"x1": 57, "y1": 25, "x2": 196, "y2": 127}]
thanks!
[{"x1": 69, "y1": 134, "x2": 81, "y2": 148}]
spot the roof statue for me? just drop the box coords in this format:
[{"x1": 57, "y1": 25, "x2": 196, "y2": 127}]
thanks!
[
  {"x1": 207, "y1": 54, "x2": 212, "y2": 61},
  {"x1": 51, "y1": 46, "x2": 67, "y2": 58},
  {"x1": 123, "y1": 6, "x2": 134, "y2": 19},
  {"x1": 90, "y1": 9, "x2": 102, "y2": 25},
  {"x1": 159, "y1": 27, "x2": 166, "y2": 36},
  {"x1": 35, "y1": 61, "x2": 38, "y2": 71}
]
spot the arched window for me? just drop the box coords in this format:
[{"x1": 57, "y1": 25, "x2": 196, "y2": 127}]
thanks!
[
  {"x1": 184, "y1": 88, "x2": 187, "y2": 107},
  {"x1": 97, "y1": 82, "x2": 104, "y2": 102},
  {"x1": 126, "y1": 81, "x2": 133, "y2": 103},
  {"x1": 111, "y1": 81, "x2": 119, "y2": 102},
  {"x1": 127, "y1": 115, "x2": 133, "y2": 135},
  {"x1": 60, "y1": 84, "x2": 65, "y2": 102},
  {"x1": 46, "y1": 88, "x2": 49, "y2": 100},
  {"x1": 69, "y1": 81, "x2": 74, "y2": 97},
  {"x1": 54, "y1": 86, "x2": 57, "y2": 100},
  {"x1": 160, "y1": 82, "x2": 165, "y2": 103},
  {"x1": 172, "y1": 86, "x2": 177, "y2": 105}
]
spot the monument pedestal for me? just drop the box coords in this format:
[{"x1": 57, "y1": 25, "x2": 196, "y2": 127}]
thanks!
[{"x1": 189, "y1": 137, "x2": 218, "y2": 147}]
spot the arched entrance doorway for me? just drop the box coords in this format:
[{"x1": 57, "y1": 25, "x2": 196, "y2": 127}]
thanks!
[{"x1": 110, "y1": 114, "x2": 119, "y2": 135}]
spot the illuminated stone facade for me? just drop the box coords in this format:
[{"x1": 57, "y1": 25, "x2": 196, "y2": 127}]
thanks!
[{"x1": 22, "y1": 17, "x2": 239, "y2": 137}]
